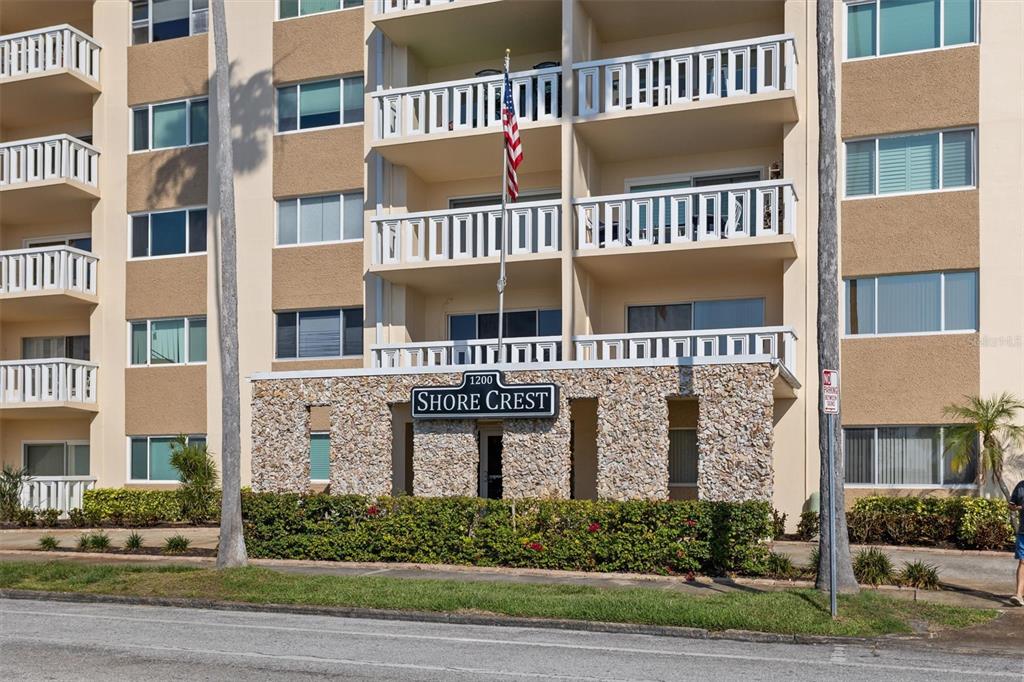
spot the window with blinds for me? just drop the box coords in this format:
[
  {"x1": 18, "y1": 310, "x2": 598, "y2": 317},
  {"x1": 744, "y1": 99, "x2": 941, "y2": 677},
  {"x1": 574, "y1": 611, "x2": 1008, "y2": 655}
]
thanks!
[
  {"x1": 310, "y1": 433, "x2": 330, "y2": 481},
  {"x1": 669, "y1": 429, "x2": 698, "y2": 485},
  {"x1": 845, "y1": 0, "x2": 976, "y2": 60},
  {"x1": 277, "y1": 192, "x2": 363, "y2": 245},
  {"x1": 277, "y1": 75, "x2": 365, "y2": 132},
  {"x1": 844, "y1": 271, "x2": 977, "y2": 335},
  {"x1": 844, "y1": 426, "x2": 977, "y2": 486},
  {"x1": 275, "y1": 308, "x2": 364, "y2": 359},
  {"x1": 844, "y1": 129, "x2": 975, "y2": 197}
]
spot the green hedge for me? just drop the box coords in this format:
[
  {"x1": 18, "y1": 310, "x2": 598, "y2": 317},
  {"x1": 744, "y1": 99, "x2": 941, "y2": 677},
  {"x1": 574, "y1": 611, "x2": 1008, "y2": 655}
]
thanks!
[
  {"x1": 241, "y1": 493, "x2": 773, "y2": 576},
  {"x1": 83, "y1": 488, "x2": 219, "y2": 526},
  {"x1": 846, "y1": 496, "x2": 1014, "y2": 551}
]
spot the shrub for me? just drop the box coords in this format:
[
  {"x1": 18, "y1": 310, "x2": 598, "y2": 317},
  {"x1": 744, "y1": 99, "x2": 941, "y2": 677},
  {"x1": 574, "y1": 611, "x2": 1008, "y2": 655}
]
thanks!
[
  {"x1": 853, "y1": 547, "x2": 894, "y2": 586},
  {"x1": 125, "y1": 531, "x2": 144, "y2": 551},
  {"x1": 77, "y1": 534, "x2": 91, "y2": 550},
  {"x1": 68, "y1": 508, "x2": 88, "y2": 528},
  {"x1": 83, "y1": 489, "x2": 216, "y2": 526},
  {"x1": 88, "y1": 531, "x2": 111, "y2": 551},
  {"x1": 38, "y1": 535, "x2": 60, "y2": 551},
  {"x1": 38, "y1": 508, "x2": 60, "y2": 528},
  {"x1": 806, "y1": 546, "x2": 820, "y2": 576},
  {"x1": 899, "y1": 560, "x2": 940, "y2": 590},
  {"x1": 764, "y1": 551, "x2": 796, "y2": 579},
  {"x1": 163, "y1": 534, "x2": 191, "y2": 554},
  {"x1": 241, "y1": 493, "x2": 774, "y2": 576},
  {"x1": 15, "y1": 507, "x2": 36, "y2": 527},
  {"x1": 0, "y1": 465, "x2": 27, "y2": 522},
  {"x1": 849, "y1": 496, "x2": 1013, "y2": 551},
  {"x1": 796, "y1": 510, "x2": 818, "y2": 541},
  {"x1": 170, "y1": 436, "x2": 218, "y2": 524},
  {"x1": 771, "y1": 509, "x2": 787, "y2": 540}
]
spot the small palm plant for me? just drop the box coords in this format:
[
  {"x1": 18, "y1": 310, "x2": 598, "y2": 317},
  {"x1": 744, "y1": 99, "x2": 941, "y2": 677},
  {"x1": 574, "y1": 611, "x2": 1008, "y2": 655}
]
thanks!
[{"x1": 944, "y1": 393, "x2": 1024, "y2": 501}]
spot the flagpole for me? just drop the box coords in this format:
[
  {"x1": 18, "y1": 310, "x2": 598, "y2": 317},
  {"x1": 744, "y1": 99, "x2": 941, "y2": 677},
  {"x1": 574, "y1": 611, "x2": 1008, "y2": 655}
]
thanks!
[{"x1": 496, "y1": 48, "x2": 510, "y2": 364}]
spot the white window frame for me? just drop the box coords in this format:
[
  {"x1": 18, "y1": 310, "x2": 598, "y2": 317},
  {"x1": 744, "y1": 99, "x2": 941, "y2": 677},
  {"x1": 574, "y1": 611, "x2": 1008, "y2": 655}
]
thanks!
[
  {"x1": 275, "y1": 0, "x2": 363, "y2": 21},
  {"x1": 668, "y1": 427, "x2": 698, "y2": 488},
  {"x1": 623, "y1": 166, "x2": 766, "y2": 192},
  {"x1": 128, "y1": 316, "x2": 208, "y2": 367},
  {"x1": 624, "y1": 296, "x2": 767, "y2": 333},
  {"x1": 842, "y1": 127, "x2": 977, "y2": 200},
  {"x1": 445, "y1": 308, "x2": 562, "y2": 341},
  {"x1": 22, "y1": 440, "x2": 90, "y2": 478},
  {"x1": 273, "y1": 307, "x2": 364, "y2": 361},
  {"x1": 274, "y1": 192, "x2": 365, "y2": 247},
  {"x1": 842, "y1": 270, "x2": 978, "y2": 338},
  {"x1": 128, "y1": 206, "x2": 208, "y2": 259},
  {"x1": 843, "y1": 425, "x2": 978, "y2": 489},
  {"x1": 842, "y1": 0, "x2": 979, "y2": 62},
  {"x1": 23, "y1": 233, "x2": 93, "y2": 249},
  {"x1": 131, "y1": 0, "x2": 209, "y2": 46},
  {"x1": 130, "y1": 96, "x2": 210, "y2": 153},
  {"x1": 126, "y1": 434, "x2": 206, "y2": 483},
  {"x1": 274, "y1": 74, "x2": 365, "y2": 135},
  {"x1": 309, "y1": 431, "x2": 330, "y2": 483}
]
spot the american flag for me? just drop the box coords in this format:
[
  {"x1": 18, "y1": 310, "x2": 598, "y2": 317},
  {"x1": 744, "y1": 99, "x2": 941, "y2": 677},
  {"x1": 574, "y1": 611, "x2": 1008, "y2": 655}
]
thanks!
[{"x1": 502, "y1": 71, "x2": 523, "y2": 201}]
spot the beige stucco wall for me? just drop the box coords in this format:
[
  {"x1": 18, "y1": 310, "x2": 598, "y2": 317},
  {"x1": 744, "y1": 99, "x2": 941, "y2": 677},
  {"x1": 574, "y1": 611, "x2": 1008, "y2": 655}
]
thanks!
[
  {"x1": 125, "y1": 256, "x2": 208, "y2": 319},
  {"x1": 273, "y1": 8, "x2": 364, "y2": 84},
  {"x1": 841, "y1": 334, "x2": 980, "y2": 426},
  {"x1": 125, "y1": 366, "x2": 207, "y2": 435},
  {"x1": 841, "y1": 46, "x2": 979, "y2": 138},
  {"x1": 126, "y1": 147, "x2": 210, "y2": 212},
  {"x1": 1, "y1": 319, "x2": 90, "y2": 361},
  {"x1": 273, "y1": 126, "x2": 363, "y2": 197},
  {"x1": 127, "y1": 34, "x2": 209, "y2": 106},
  {"x1": 841, "y1": 191, "x2": 979, "y2": 277},
  {"x1": 0, "y1": 417, "x2": 94, "y2": 470},
  {"x1": 271, "y1": 243, "x2": 364, "y2": 310}
]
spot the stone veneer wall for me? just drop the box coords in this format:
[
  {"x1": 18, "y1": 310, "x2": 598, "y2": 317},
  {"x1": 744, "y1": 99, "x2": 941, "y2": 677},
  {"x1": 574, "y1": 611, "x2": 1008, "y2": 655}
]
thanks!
[{"x1": 250, "y1": 364, "x2": 777, "y2": 502}]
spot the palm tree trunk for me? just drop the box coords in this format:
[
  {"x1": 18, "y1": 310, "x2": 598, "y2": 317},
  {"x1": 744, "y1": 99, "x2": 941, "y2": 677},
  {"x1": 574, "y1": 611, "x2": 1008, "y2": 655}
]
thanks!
[
  {"x1": 816, "y1": 0, "x2": 858, "y2": 593},
  {"x1": 212, "y1": 0, "x2": 246, "y2": 568},
  {"x1": 987, "y1": 436, "x2": 1012, "y2": 501}
]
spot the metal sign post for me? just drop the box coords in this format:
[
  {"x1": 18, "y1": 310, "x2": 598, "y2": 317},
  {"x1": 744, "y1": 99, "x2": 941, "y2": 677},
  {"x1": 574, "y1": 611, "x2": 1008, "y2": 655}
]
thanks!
[{"x1": 822, "y1": 369, "x2": 840, "y2": 619}]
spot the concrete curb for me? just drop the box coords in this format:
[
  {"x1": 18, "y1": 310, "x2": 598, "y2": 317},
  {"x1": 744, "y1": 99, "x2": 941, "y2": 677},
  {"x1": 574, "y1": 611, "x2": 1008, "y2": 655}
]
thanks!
[{"x1": 0, "y1": 587, "x2": 882, "y2": 647}]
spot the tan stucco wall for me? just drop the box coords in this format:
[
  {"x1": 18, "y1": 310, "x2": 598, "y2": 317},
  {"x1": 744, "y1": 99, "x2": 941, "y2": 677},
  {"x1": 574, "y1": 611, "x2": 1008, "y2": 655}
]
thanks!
[
  {"x1": 844, "y1": 486, "x2": 971, "y2": 505},
  {"x1": 273, "y1": 8, "x2": 364, "y2": 85},
  {"x1": 271, "y1": 359, "x2": 362, "y2": 372},
  {"x1": 0, "y1": 417, "x2": 94, "y2": 470},
  {"x1": 841, "y1": 191, "x2": 979, "y2": 277},
  {"x1": 1, "y1": 319, "x2": 90, "y2": 361},
  {"x1": 126, "y1": 147, "x2": 210, "y2": 212},
  {"x1": 125, "y1": 256, "x2": 208, "y2": 319},
  {"x1": 841, "y1": 46, "x2": 979, "y2": 138},
  {"x1": 273, "y1": 126, "x2": 363, "y2": 197},
  {"x1": 125, "y1": 366, "x2": 207, "y2": 435},
  {"x1": 841, "y1": 334, "x2": 980, "y2": 426},
  {"x1": 127, "y1": 34, "x2": 209, "y2": 106},
  {"x1": 271, "y1": 243, "x2": 364, "y2": 311}
]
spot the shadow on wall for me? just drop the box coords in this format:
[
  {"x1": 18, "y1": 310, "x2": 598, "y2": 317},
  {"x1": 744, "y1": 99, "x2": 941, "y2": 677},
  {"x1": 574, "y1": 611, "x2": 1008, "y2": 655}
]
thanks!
[{"x1": 146, "y1": 61, "x2": 273, "y2": 207}]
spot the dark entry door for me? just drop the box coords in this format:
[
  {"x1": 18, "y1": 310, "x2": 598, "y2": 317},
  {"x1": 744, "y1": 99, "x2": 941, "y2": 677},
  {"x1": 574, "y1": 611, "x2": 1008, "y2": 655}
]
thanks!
[{"x1": 483, "y1": 434, "x2": 503, "y2": 499}]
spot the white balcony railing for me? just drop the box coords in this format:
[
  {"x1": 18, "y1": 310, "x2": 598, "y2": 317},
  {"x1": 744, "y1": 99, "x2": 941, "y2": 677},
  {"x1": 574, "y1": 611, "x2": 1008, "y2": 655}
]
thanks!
[
  {"x1": 373, "y1": 336, "x2": 562, "y2": 369},
  {"x1": 373, "y1": 199, "x2": 561, "y2": 265},
  {"x1": 21, "y1": 476, "x2": 96, "y2": 516},
  {"x1": 0, "y1": 246, "x2": 98, "y2": 297},
  {"x1": 376, "y1": 0, "x2": 453, "y2": 15},
  {"x1": 574, "y1": 326, "x2": 797, "y2": 376},
  {"x1": 0, "y1": 135, "x2": 99, "y2": 188},
  {"x1": 374, "y1": 65, "x2": 561, "y2": 140},
  {"x1": 574, "y1": 34, "x2": 796, "y2": 117},
  {"x1": 0, "y1": 24, "x2": 100, "y2": 83},
  {"x1": 0, "y1": 359, "x2": 98, "y2": 406},
  {"x1": 575, "y1": 180, "x2": 796, "y2": 250}
]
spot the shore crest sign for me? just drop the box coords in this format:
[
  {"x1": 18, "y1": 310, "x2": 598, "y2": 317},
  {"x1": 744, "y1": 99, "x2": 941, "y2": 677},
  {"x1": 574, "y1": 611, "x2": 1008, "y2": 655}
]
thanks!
[{"x1": 411, "y1": 370, "x2": 558, "y2": 420}]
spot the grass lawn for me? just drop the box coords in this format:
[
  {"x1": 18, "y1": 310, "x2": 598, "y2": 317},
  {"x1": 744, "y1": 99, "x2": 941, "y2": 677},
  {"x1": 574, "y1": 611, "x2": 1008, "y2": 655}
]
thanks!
[{"x1": 0, "y1": 561, "x2": 995, "y2": 638}]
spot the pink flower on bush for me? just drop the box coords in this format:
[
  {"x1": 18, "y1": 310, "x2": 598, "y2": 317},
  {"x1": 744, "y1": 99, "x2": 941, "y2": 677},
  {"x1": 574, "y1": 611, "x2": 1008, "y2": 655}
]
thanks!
[
  {"x1": 685, "y1": 571, "x2": 696, "y2": 582},
  {"x1": 685, "y1": 519, "x2": 697, "y2": 528},
  {"x1": 526, "y1": 541, "x2": 544, "y2": 552},
  {"x1": 367, "y1": 505, "x2": 380, "y2": 517},
  {"x1": 587, "y1": 522, "x2": 601, "y2": 533}
]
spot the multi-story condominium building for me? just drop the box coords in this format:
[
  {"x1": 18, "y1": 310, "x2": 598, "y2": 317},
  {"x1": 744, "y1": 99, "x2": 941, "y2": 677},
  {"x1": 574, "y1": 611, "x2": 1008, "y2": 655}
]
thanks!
[{"x1": 2, "y1": 0, "x2": 1021, "y2": 525}]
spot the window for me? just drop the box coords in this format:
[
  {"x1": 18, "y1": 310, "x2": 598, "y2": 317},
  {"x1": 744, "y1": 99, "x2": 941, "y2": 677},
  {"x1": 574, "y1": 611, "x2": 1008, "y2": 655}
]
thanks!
[
  {"x1": 279, "y1": 0, "x2": 362, "y2": 19},
  {"x1": 275, "y1": 308, "x2": 363, "y2": 359},
  {"x1": 22, "y1": 336, "x2": 90, "y2": 361},
  {"x1": 627, "y1": 299, "x2": 765, "y2": 333},
  {"x1": 132, "y1": 98, "x2": 209, "y2": 151},
  {"x1": 845, "y1": 271, "x2": 977, "y2": 335},
  {"x1": 845, "y1": 129, "x2": 975, "y2": 197},
  {"x1": 129, "y1": 317, "x2": 207, "y2": 366},
  {"x1": 26, "y1": 235, "x2": 92, "y2": 252},
  {"x1": 277, "y1": 76, "x2": 364, "y2": 132},
  {"x1": 448, "y1": 309, "x2": 562, "y2": 341},
  {"x1": 844, "y1": 426, "x2": 977, "y2": 486},
  {"x1": 277, "y1": 193, "x2": 363, "y2": 245},
  {"x1": 131, "y1": 209, "x2": 207, "y2": 257},
  {"x1": 845, "y1": 0, "x2": 976, "y2": 59},
  {"x1": 669, "y1": 429, "x2": 698, "y2": 485},
  {"x1": 448, "y1": 190, "x2": 561, "y2": 210},
  {"x1": 310, "y1": 432, "x2": 330, "y2": 481},
  {"x1": 132, "y1": 0, "x2": 208, "y2": 45},
  {"x1": 24, "y1": 442, "x2": 90, "y2": 477},
  {"x1": 129, "y1": 435, "x2": 206, "y2": 482}
]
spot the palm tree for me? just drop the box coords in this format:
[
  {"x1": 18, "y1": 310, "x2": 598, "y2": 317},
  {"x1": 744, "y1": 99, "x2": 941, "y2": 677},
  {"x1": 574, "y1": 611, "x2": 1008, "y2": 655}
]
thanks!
[
  {"x1": 211, "y1": 0, "x2": 246, "y2": 568},
  {"x1": 815, "y1": 0, "x2": 858, "y2": 593},
  {"x1": 944, "y1": 393, "x2": 1024, "y2": 501}
]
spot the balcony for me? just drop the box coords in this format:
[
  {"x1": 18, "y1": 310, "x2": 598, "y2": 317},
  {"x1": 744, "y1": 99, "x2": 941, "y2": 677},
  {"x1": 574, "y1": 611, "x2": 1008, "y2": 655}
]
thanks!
[
  {"x1": 574, "y1": 180, "x2": 797, "y2": 269},
  {"x1": 0, "y1": 246, "x2": 98, "y2": 320},
  {"x1": 0, "y1": 135, "x2": 99, "y2": 224},
  {"x1": 1, "y1": 26, "x2": 100, "y2": 139},
  {"x1": 0, "y1": 359, "x2": 98, "y2": 417},
  {"x1": 373, "y1": 335, "x2": 562, "y2": 369},
  {"x1": 375, "y1": 0, "x2": 456, "y2": 15},
  {"x1": 21, "y1": 476, "x2": 96, "y2": 516},
  {"x1": 573, "y1": 35, "x2": 798, "y2": 161}
]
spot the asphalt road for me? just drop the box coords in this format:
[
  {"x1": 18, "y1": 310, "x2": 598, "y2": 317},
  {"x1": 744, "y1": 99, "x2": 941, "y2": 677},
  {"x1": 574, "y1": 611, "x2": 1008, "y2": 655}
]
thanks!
[{"x1": 1, "y1": 598, "x2": 1021, "y2": 681}]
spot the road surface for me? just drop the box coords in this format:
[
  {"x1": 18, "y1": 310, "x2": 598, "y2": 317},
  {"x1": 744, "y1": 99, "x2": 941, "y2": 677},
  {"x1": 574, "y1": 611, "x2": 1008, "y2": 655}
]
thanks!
[{"x1": 1, "y1": 598, "x2": 1021, "y2": 680}]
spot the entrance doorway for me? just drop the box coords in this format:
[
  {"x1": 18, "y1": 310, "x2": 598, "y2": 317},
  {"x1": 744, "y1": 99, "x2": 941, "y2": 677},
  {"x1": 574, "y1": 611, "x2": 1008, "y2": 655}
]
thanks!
[{"x1": 478, "y1": 425, "x2": 503, "y2": 499}]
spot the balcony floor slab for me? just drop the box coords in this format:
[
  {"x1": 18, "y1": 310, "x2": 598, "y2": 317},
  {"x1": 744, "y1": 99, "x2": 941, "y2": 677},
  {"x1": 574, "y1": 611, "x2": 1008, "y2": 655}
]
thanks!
[
  {"x1": 371, "y1": 251, "x2": 562, "y2": 296},
  {"x1": 0, "y1": 402, "x2": 99, "y2": 419},
  {"x1": 0, "y1": 289, "x2": 98, "y2": 322},
  {"x1": 1, "y1": 69, "x2": 99, "y2": 134},
  {"x1": 0, "y1": 178, "x2": 99, "y2": 224}
]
